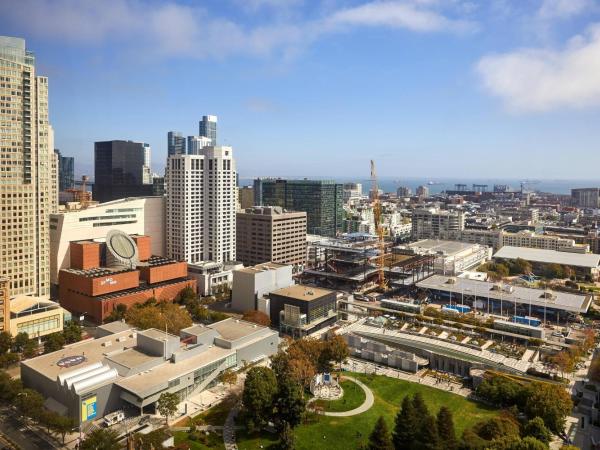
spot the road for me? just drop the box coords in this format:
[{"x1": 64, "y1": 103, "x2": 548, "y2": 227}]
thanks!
[{"x1": 0, "y1": 408, "x2": 58, "y2": 450}]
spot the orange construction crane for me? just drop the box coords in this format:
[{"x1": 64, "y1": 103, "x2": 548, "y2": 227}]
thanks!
[{"x1": 370, "y1": 160, "x2": 387, "y2": 290}]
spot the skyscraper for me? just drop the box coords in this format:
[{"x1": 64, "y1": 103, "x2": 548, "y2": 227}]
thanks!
[
  {"x1": 93, "y1": 140, "x2": 154, "y2": 203},
  {"x1": 187, "y1": 135, "x2": 212, "y2": 155},
  {"x1": 55, "y1": 149, "x2": 75, "y2": 191},
  {"x1": 166, "y1": 146, "x2": 237, "y2": 263},
  {"x1": 254, "y1": 179, "x2": 343, "y2": 237},
  {"x1": 167, "y1": 131, "x2": 186, "y2": 156},
  {"x1": 0, "y1": 36, "x2": 57, "y2": 297},
  {"x1": 199, "y1": 115, "x2": 218, "y2": 146}
]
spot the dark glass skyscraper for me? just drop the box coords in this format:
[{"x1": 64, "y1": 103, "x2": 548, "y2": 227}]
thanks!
[
  {"x1": 93, "y1": 140, "x2": 153, "y2": 203},
  {"x1": 167, "y1": 131, "x2": 186, "y2": 156},
  {"x1": 199, "y1": 115, "x2": 217, "y2": 146},
  {"x1": 54, "y1": 149, "x2": 74, "y2": 191},
  {"x1": 254, "y1": 178, "x2": 343, "y2": 237}
]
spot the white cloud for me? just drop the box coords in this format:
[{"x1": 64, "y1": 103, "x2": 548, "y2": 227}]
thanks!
[
  {"x1": 327, "y1": 1, "x2": 476, "y2": 33},
  {"x1": 537, "y1": 0, "x2": 594, "y2": 20},
  {"x1": 476, "y1": 24, "x2": 600, "y2": 112},
  {"x1": 0, "y1": 0, "x2": 475, "y2": 62}
]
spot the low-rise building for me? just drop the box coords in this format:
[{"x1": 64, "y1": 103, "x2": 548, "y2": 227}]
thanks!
[
  {"x1": 187, "y1": 261, "x2": 243, "y2": 297},
  {"x1": 401, "y1": 239, "x2": 492, "y2": 275},
  {"x1": 231, "y1": 263, "x2": 293, "y2": 314},
  {"x1": 10, "y1": 295, "x2": 67, "y2": 338},
  {"x1": 21, "y1": 318, "x2": 278, "y2": 424},
  {"x1": 269, "y1": 284, "x2": 337, "y2": 338}
]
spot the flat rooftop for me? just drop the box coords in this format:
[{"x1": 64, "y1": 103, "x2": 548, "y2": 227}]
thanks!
[
  {"x1": 116, "y1": 345, "x2": 234, "y2": 396},
  {"x1": 417, "y1": 274, "x2": 591, "y2": 313},
  {"x1": 407, "y1": 239, "x2": 483, "y2": 256},
  {"x1": 236, "y1": 262, "x2": 288, "y2": 274},
  {"x1": 61, "y1": 267, "x2": 134, "y2": 278},
  {"x1": 271, "y1": 284, "x2": 333, "y2": 302},
  {"x1": 21, "y1": 330, "x2": 136, "y2": 381},
  {"x1": 106, "y1": 347, "x2": 159, "y2": 369},
  {"x1": 494, "y1": 246, "x2": 600, "y2": 269},
  {"x1": 181, "y1": 324, "x2": 215, "y2": 336},
  {"x1": 207, "y1": 318, "x2": 269, "y2": 341},
  {"x1": 96, "y1": 320, "x2": 134, "y2": 336}
]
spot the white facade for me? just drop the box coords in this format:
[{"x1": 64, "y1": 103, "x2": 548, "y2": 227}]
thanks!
[
  {"x1": 453, "y1": 229, "x2": 588, "y2": 253},
  {"x1": 188, "y1": 261, "x2": 243, "y2": 296},
  {"x1": 166, "y1": 146, "x2": 237, "y2": 264},
  {"x1": 231, "y1": 263, "x2": 293, "y2": 313},
  {"x1": 49, "y1": 197, "x2": 165, "y2": 285},
  {"x1": 187, "y1": 136, "x2": 212, "y2": 155},
  {"x1": 142, "y1": 143, "x2": 152, "y2": 184},
  {"x1": 411, "y1": 208, "x2": 465, "y2": 239}
]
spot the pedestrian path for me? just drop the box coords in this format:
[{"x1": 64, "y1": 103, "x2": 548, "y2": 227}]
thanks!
[
  {"x1": 223, "y1": 403, "x2": 240, "y2": 450},
  {"x1": 310, "y1": 376, "x2": 374, "y2": 417}
]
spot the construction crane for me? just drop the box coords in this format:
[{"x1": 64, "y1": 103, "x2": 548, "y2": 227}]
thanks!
[{"x1": 370, "y1": 160, "x2": 387, "y2": 290}]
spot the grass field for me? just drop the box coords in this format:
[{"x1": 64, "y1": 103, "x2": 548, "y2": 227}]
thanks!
[
  {"x1": 173, "y1": 430, "x2": 225, "y2": 450},
  {"x1": 236, "y1": 372, "x2": 499, "y2": 450},
  {"x1": 312, "y1": 379, "x2": 366, "y2": 412}
]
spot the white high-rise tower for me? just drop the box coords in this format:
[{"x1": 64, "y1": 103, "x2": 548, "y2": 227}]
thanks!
[
  {"x1": 0, "y1": 36, "x2": 57, "y2": 297},
  {"x1": 166, "y1": 146, "x2": 236, "y2": 264}
]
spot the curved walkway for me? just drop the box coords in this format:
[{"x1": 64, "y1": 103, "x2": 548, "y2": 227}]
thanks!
[
  {"x1": 311, "y1": 376, "x2": 374, "y2": 417},
  {"x1": 223, "y1": 403, "x2": 240, "y2": 450}
]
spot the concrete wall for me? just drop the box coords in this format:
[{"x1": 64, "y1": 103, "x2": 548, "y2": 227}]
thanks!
[
  {"x1": 231, "y1": 265, "x2": 293, "y2": 312},
  {"x1": 235, "y1": 330, "x2": 279, "y2": 366}
]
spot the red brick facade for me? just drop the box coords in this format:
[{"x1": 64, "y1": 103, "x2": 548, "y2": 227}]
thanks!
[
  {"x1": 132, "y1": 235, "x2": 152, "y2": 261},
  {"x1": 70, "y1": 242, "x2": 101, "y2": 269},
  {"x1": 59, "y1": 270, "x2": 140, "y2": 297},
  {"x1": 139, "y1": 262, "x2": 187, "y2": 284}
]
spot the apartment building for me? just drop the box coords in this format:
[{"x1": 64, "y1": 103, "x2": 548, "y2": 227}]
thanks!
[
  {"x1": 0, "y1": 36, "x2": 57, "y2": 297},
  {"x1": 166, "y1": 146, "x2": 237, "y2": 264},
  {"x1": 236, "y1": 206, "x2": 307, "y2": 270},
  {"x1": 411, "y1": 208, "x2": 465, "y2": 239},
  {"x1": 572, "y1": 188, "x2": 600, "y2": 209},
  {"x1": 453, "y1": 229, "x2": 588, "y2": 253}
]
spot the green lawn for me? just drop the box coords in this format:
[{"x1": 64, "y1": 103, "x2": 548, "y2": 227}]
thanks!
[
  {"x1": 312, "y1": 379, "x2": 366, "y2": 412},
  {"x1": 173, "y1": 430, "x2": 225, "y2": 450},
  {"x1": 236, "y1": 373, "x2": 499, "y2": 450}
]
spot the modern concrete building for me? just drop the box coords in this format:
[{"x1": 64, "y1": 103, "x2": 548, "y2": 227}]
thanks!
[
  {"x1": 187, "y1": 261, "x2": 243, "y2": 297},
  {"x1": 21, "y1": 318, "x2": 278, "y2": 424},
  {"x1": 416, "y1": 185, "x2": 429, "y2": 198},
  {"x1": 254, "y1": 178, "x2": 343, "y2": 237},
  {"x1": 187, "y1": 135, "x2": 212, "y2": 155},
  {"x1": 572, "y1": 188, "x2": 600, "y2": 209},
  {"x1": 167, "y1": 131, "x2": 186, "y2": 156},
  {"x1": 231, "y1": 263, "x2": 293, "y2": 314},
  {"x1": 343, "y1": 183, "x2": 362, "y2": 202},
  {"x1": 269, "y1": 284, "x2": 337, "y2": 337},
  {"x1": 411, "y1": 208, "x2": 465, "y2": 240},
  {"x1": 166, "y1": 146, "x2": 237, "y2": 264},
  {"x1": 9, "y1": 295, "x2": 66, "y2": 338},
  {"x1": 452, "y1": 229, "x2": 588, "y2": 253},
  {"x1": 397, "y1": 186, "x2": 412, "y2": 198},
  {"x1": 238, "y1": 186, "x2": 254, "y2": 210},
  {"x1": 0, "y1": 36, "x2": 58, "y2": 297},
  {"x1": 0, "y1": 277, "x2": 9, "y2": 334},
  {"x1": 199, "y1": 115, "x2": 217, "y2": 146},
  {"x1": 49, "y1": 197, "x2": 165, "y2": 287},
  {"x1": 93, "y1": 140, "x2": 154, "y2": 203},
  {"x1": 494, "y1": 246, "x2": 600, "y2": 280},
  {"x1": 401, "y1": 240, "x2": 492, "y2": 275},
  {"x1": 58, "y1": 233, "x2": 195, "y2": 323},
  {"x1": 236, "y1": 206, "x2": 307, "y2": 271}
]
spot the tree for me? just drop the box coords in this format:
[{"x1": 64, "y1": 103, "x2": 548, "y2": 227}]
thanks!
[
  {"x1": 80, "y1": 428, "x2": 120, "y2": 450},
  {"x1": 368, "y1": 416, "x2": 393, "y2": 450},
  {"x1": 324, "y1": 335, "x2": 349, "y2": 372},
  {"x1": 437, "y1": 406, "x2": 457, "y2": 450},
  {"x1": 242, "y1": 366, "x2": 278, "y2": 432},
  {"x1": 523, "y1": 382, "x2": 573, "y2": 435},
  {"x1": 472, "y1": 416, "x2": 520, "y2": 441},
  {"x1": 274, "y1": 375, "x2": 306, "y2": 429},
  {"x1": 514, "y1": 437, "x2": 549, "y2": 450},
  {"x1": 523, "y1": 417, "x2": 552, "y2": 445},
  {"x1": 47, "y1": 412, "x2": 76, "y2": 444},
  {"x1": 279, "y1": 421, "x2": 296, "y2": 450},
  {"x1": 218, "y1": 368, "x2": 238, "y2": 387},
  {"x1": 21, "y1": 339, "x2": 38, "y2": 359},
  {"x1": 63, "y1": 320, "x2": 83, "y2": 344},
  {"x1": 105, "y1": 303, "x2": 127, "y2": 322},
  {"x1": 412, "y1": 392, "x2": 429, "y2": 419},
  {"x1": 15, "y1": 388, "x2": 45, "y2": 421},
  {"x1": 590, "y1": 357, "x2": 600, "y2": 382},
  {"x1": 44, "y1": 332, "x2": 65, "y2": 354},
  {"x1": 0, "y1": 352, "x2": 19, "y2": 368},
  {"x1": 157, "y1": 392, "x2": 179, "y2": 425},
  {"x1": 242, "y1": 310, "x2": 270, "y2": 327},
  {"x1": 415, "y1": 413, "x2": 440, "y2": 450},
  {"x1": 0, "y1": 331, "x2": 11, "y2": 354},
  {"x1": 125, "y1": 301, "x2": 192, "y2": 334},
  {"x1": 476, "y1": 376, "x2": 522, "y2": 407},
  {"x1": 0, "y1": 370, "x2": 22, "y2": 403},
  {"x1": 393, "y1": 395, "x2": 416, "y2": 450},
  {"x1": 178, "y1": 286, "x2": 197, "y2": 304},
  {"x1": 549, "y1": 351, "x2": 575, "y2": 378},
  {"x1": 12, "y1": 332, "x2": 30, "y2": 353}
]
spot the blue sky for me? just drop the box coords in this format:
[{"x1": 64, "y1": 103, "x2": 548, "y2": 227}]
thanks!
[{"x1": 2, "y1": 0, "x2": 600, "y2": 180}]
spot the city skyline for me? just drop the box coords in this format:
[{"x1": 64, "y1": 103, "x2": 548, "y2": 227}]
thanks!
[{"x1": 1, "y1": 1, "x2": 600, "y2": 180}]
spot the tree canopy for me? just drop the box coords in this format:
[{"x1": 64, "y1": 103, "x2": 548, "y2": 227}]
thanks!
[
  {"x1": 242, "y1": 310, "x2": 271, "y2": 327},
  {"x1": 125, "y1": 301, "x2": 192, "y2": 334},
  {"x1": 368, "y1": 416, "x2": 393, "y2": 450}
]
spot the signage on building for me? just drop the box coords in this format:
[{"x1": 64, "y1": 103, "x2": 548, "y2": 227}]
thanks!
[
  {"x1": 57, "y1": 355, "x2": 87, "y2": 368},
  {"x1": 81, "y1": 396, "x2": 97, "y2": 422},
  {"x1": 100, "y1": 277, "x2": 117, "y2": 286}
]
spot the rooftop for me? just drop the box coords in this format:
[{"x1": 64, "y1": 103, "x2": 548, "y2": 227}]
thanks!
[
  {"x1": 10, "y1": 295, "x2": 62, "y2": 314},
  {"x1": 207, "y1": 318, "x2": 268, "y2": 341},
  {"x1": 494, "y1": 246, "x2": 600, "y2": 268},
  {"x1": 236, "y1": 262, "x2": 289, "y2": 274},
  {"x1": 417, "y1": 274, "x2": 591, "y2": 313},
  {"x1": 61, "y1": 267, "x2": 134, "y2": 278},
  {"x1": 406, "y1": 239, "x2": 482, "y2": 256},
  {"x1": 106, "y1": 347, "x2": 159, "y2": 370},
  {"x1": 271, "y1": 284, "x2": 334, "y2": 302},
  {"x1": 96, "y1": 321, "x2": 134, "y2": 336}
]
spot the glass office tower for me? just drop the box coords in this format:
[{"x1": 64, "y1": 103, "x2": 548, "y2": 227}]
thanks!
[
  {"x1": 199, "y1": 115, "x2": 217, "y2": 146},
  {"x1": 168, "y1": 131, "x2": 186, "y2": 156},
  {"x1": 254, "y1": 179, "x2": 343, "y2": 237}
]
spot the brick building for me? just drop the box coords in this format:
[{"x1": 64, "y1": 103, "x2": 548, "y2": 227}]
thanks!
[{"x1": 58, "y1": 234, "x2": 195, "y2": 323}]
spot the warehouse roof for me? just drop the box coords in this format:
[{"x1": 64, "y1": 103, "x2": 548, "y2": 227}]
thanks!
[
  {"x1": 407, "y1": 239, "x2": 483, "y2": 256},
  {"x1": 417, "y1": 274, "x2": 591, "y2": 313},
  {"x1": 494, "y1": 246, "x2": 600, "y2": 269}
]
